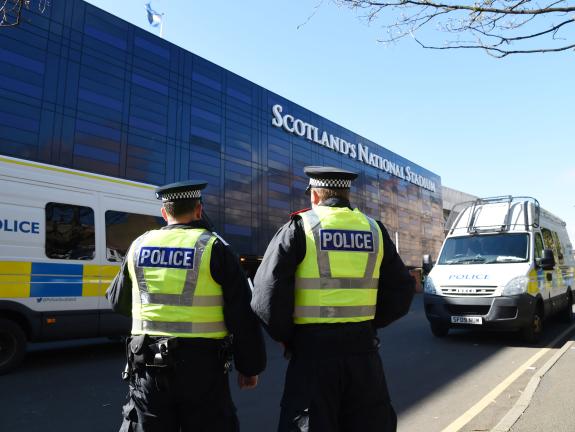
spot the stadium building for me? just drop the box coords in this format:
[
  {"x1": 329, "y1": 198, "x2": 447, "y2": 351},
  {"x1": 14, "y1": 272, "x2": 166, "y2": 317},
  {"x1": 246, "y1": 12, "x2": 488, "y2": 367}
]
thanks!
[{"x1": 0, "y1": 0, "x2": 444, "y2": 267}]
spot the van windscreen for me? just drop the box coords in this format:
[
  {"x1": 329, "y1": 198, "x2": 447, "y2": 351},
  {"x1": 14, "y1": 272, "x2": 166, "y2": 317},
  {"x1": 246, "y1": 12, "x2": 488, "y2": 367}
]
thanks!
[{"x1": 438, "y1": 233, "x2": 529, "y2": 265}]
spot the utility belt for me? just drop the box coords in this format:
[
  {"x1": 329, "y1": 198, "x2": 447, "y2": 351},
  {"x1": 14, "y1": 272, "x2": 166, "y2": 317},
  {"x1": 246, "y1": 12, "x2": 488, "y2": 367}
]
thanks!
[
  {"x1": 122, "y1": 334, "x2": 233, "y2": 381},
  {"x1": 290, "y1": 321, "x2": 380, "y2": 356}
]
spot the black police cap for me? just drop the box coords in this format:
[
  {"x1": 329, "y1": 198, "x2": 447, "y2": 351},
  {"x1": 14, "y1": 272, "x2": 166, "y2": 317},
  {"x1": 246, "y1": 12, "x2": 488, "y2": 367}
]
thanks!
[
  {"x1": 304, "y1": 166, "x2": 358, "y2": 194},
  {"x1": 155, "y1": 180, "x2": 208, "y2": 201}
]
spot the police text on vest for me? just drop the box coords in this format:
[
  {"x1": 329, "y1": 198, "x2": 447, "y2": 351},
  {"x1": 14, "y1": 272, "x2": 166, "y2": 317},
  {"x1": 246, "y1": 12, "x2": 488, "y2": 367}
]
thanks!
[
  {"x1": 319, "y1": 229, "x2": 374, "y2": 252},
  {"x1": 138, "y1": 247, "x2": 195, "y2": 269}
]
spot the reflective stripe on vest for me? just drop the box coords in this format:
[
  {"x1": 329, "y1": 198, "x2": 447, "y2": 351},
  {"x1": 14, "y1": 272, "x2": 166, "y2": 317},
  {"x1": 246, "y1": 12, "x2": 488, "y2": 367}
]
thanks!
[
  {"x1": 294, "y1": 207, "x2": 384, "y2": 324},
  {"x1": 127, "y1": 228, "x2": 228, "y2": 339}
]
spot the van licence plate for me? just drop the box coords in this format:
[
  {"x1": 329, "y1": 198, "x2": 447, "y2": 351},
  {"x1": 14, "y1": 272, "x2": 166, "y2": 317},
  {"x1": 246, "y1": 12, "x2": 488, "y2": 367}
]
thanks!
[{"x1": 451, "y1": 316, "x2": 482, "y2": 325}]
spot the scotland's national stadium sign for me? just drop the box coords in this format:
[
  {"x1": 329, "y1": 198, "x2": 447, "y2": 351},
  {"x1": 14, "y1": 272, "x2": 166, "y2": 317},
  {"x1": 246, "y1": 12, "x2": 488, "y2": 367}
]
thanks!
[{"x1": 271, "y1": 104, "x2": 436, "y2": 192}]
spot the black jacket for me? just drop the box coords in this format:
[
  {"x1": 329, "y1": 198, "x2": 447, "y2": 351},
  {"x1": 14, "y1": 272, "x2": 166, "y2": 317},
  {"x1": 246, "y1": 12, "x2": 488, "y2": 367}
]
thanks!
[
  {"x1": 251, "y1": 198, "x2": 415, "y2": 343},
  {"x1": 106, "y1": 220, "x2": 266, "y2": 377}
]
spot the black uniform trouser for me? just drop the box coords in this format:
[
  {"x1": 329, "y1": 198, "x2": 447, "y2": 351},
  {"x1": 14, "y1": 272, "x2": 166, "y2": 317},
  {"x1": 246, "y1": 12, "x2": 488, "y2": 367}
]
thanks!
[
  {"x1": 278, "y1": 323, "x2": 397, "y2": 432},
  {"x1": 119, "y1": 337, "x2": 238, "y2": 432}
]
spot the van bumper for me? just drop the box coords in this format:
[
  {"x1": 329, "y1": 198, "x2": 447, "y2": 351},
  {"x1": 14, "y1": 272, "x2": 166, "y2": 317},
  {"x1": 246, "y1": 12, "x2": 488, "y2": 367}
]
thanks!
[{"x1": 424, "y1": 293, "x2": 536, "y2": 331}]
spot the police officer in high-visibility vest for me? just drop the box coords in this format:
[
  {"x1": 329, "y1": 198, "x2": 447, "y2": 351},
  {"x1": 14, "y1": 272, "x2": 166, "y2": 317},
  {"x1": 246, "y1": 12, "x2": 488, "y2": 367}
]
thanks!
[
  {"x1": 107, "y1": 180, "x2": 266, "y2": 432},
  {"x1": 251, "y1": 167, "x2": 415, "y2": 432}
]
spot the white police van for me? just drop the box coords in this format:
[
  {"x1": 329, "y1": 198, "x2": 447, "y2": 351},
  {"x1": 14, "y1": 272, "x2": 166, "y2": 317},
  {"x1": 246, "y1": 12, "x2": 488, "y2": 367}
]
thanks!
[
  {"x1": 0, "y1": 155, "x2": 164, "y2": 373},
  {"x1": 423, "y1": 196, "x2": 575, "y2": 342}
]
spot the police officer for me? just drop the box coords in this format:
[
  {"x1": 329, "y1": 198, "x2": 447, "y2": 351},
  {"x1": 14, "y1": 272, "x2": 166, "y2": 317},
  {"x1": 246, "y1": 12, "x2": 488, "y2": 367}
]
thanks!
[
  {"x1": 251, "y1": 166, "x2": 415, "y2": 432},
  {"x1": 107, "y1": 180, "x2": 266, "y2": 432}
]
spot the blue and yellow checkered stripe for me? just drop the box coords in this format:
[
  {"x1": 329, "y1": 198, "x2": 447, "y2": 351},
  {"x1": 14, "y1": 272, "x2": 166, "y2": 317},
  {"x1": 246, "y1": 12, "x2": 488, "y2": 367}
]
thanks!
[{"x1": 0, "y1": 261, "x2": 119, "y2": 298}]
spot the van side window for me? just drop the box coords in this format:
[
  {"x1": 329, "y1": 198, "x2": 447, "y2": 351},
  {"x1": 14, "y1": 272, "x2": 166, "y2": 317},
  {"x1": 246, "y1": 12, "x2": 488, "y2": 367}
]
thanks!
[
  {"x1": 541, "y1": 228, "x2": 555, "y2": 252},
  {"x1": 534, "y1": 233, "x2": 544, "y2": 260},
  {"x1": 45, "y1": 203, "x2": 95, "y2": 260},
  {"x1": 552, "y1": 231, "x2": 564, "y2": 265},
  {"x1": 105, "y1": 210, "x2": 164, "y2": 262}
]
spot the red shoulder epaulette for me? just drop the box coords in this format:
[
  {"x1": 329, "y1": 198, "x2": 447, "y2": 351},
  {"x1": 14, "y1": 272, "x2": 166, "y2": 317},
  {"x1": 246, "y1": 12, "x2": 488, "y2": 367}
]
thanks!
[{"x1": 290, "y1": 208, "x2": 311, "y2": 219}]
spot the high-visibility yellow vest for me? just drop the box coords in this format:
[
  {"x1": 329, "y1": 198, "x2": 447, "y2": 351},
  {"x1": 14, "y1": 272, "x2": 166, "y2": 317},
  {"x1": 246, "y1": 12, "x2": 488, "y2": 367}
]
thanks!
[
  {"x1": 126, "y1": 228, "x2": 228, "y2": 339},
  {"x1": 294, "y1": 206, "x2": 384, "y2": 324}
]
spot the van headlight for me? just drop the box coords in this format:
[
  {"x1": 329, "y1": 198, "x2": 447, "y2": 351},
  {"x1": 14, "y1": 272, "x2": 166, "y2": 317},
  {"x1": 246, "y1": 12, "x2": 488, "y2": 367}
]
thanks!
[
  {"x1": 424, "y1": 276, "x2": 437, "y2": 294},
  {"x1": 502, "y1": 276, "x2": 529, "y2": 296}
]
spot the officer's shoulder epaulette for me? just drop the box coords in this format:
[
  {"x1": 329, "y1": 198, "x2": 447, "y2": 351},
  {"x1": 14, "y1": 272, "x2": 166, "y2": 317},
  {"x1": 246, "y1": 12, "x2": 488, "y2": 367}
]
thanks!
[
  {"x1": 290, "y1": 208, "x2": 311, "y2": 220},
  {"x1": 212, "y1": 231, "x2": 229, "y2": 246}
]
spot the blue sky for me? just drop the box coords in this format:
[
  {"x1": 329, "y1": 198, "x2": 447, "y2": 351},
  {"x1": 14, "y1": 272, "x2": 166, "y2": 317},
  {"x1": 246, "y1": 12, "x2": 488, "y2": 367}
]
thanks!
[{"x1": 86, "y1": 0, "x2": 575, "y2": 243}]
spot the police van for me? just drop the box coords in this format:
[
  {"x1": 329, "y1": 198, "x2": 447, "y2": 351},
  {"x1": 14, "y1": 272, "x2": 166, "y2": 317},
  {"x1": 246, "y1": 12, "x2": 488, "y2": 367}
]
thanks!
[
  {"x1": 423, "y1": 196, "x2": 575, "y2": 342},
  {"x1": 0, "y1": 155, "x2": 164, "y2": 374}
]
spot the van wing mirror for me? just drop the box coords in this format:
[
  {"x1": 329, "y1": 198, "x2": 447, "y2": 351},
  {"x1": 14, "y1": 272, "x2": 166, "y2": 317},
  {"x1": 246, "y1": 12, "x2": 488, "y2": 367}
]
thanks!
[
  {"x1": 536, "y1": 248, "x2": 555, "y2": 270},
  {"x1": 422, "y1": 254, "x2": 434, "y2": 274}
]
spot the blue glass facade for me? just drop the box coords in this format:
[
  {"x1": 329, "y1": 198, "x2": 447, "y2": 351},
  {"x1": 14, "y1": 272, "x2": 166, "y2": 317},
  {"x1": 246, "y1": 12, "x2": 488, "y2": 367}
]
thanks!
[{"x1": 0, "y1": 0, "x2": 443, "y2": 266}]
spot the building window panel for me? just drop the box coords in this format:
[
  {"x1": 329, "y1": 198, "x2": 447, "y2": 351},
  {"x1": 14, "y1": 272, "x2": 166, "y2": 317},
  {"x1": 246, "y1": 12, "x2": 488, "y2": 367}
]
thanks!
[
  {"x1": 127, "y1": 134, "x2": 166, "y2": 152},
  {"x1": 225, "y1": 170, "x2": 251, "y2": 184},
  {"x1": 126, "y1": 156, "x2": 165, "y2": 176},
  {"x1": 190, "y1": 116, "x2": 220, "y2": 133},
  {"x1": 127, "y1": 144, "x2": 165, "y2": 164},
  {"x1": 79, "y1": 68, "x2": 125, "y2": 92},
  {"x1": 0, "y1": 47, "x2": 44, "y2": 74},
  {"x1": 78, "y1": 89, "x2": 123, "y2": 112},
  {"x1": 0, "y1": 75, "x2": 42, "y2": 98},
  {"x1": 225, "y1": 146, "x2": 251, "y2": 161},
  {"x1": 224, "y1": 224, "x2": 251, "y2": 237},
  {"x1": 132, "y1": 73, "x2": 169, "y2": 96},
  {"x1": 227, "y1": 138, "x2": 251, "y2": 152},
  {"x1": 268, "y1": 198, "x2": 290, "y2": 210},
  {"x1": 226, "y1": 87, "x2": 251, "y2": 104},
  {"x1": 190, "y1": 151, "x2": 220, "y2": 167},
  {"x1": 84, "y1": 25, "x2": 127, "y2": 50},
  {"x1": 129, "y1": 115, "x2": 167, "y2": 136},
  {"x1": 74, "y1": 143, "x2": 120, "y2": 164},
  {"x1": 76, "y1": 119, "x2": 121, "y2": 141},
  {"x1": 191, "y1": 106, "x2": 221, "y2": 125},
  {"x1": 80, "y1": 54, "x2": 125, "y2": 80},
  {"x1": 135, "y1": 35, "x2": 170, "y2": 58},
  {"x1": 191, "y1": 126, "x2": 220, "y2": 143},
  {"x1": 225, "y1": 162, "x2": 252, "y2": 176},
  {"x1": 191, "y1": 86, "x2": 222, "y2": 102},
  {"x1": 130, "y1": 104, "x2": 168, "y2": 123},
  {"x1": 0, "y1": 110, "x2": 39, "y2": 132},
  {"x1": 126, "y1": 166, "x2": 165, "y2": 185},
  {"x1": 192, "y1": 97, "x2": 220, "y2": 115},
  {"x1": 192, "y1": 72, "x2": 222, "y2": 91}
]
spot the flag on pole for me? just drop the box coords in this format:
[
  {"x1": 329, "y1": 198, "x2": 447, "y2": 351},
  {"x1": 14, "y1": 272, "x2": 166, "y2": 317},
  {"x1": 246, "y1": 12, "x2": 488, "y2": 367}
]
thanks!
[{"x1": 146, "y1": 2, "x2": 163, "y2": 27}]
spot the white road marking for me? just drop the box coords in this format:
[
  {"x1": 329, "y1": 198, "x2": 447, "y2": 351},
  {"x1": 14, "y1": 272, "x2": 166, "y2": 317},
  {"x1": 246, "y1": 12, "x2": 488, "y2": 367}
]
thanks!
[{"x1": 441, "y1": 322, "x2": 575, "y2": 432}]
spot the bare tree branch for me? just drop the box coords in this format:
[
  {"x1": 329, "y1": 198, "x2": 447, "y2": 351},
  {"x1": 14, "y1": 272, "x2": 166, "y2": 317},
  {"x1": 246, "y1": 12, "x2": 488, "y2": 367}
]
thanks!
[
  {"x1": 333, "y1": 0, "x2": 575, "y2": 56},
  {"x1": 1, "y1": 0, "x2": 49, "y2": 26}
]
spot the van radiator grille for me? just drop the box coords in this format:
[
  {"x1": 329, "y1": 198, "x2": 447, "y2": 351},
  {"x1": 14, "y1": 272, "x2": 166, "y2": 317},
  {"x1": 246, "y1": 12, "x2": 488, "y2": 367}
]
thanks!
[
  {"x1": 440, "y1": 286, "x2": 497, "y2": 297},
  {"x1": 446, "y1": 304, "x2": 491, "y2": 316}
]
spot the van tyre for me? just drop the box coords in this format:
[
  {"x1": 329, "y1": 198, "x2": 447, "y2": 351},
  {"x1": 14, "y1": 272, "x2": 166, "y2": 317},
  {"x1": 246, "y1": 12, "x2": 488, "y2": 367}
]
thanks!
[
  {"x1": 558, "y1": 290, "x2": 573, "y2": 324},
  {"x1": 430, "y1": 322, "x2": 449, "y2": 338},
  {"x1": 521, "y1": 306, "x2": 543, "y2": 344},
  {"x1": 0, "y1": 318, "x2": 27, "y2": 375}
]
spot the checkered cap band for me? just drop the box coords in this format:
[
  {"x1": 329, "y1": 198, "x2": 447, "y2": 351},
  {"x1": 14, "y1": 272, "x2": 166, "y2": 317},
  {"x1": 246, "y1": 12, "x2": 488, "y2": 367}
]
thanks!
[
  {"x1": 161, "y1": 190, "x2": 201, "y2": 201},
  {"x1": 309, "y1": 178, "x2": 352, "y2": 189}
]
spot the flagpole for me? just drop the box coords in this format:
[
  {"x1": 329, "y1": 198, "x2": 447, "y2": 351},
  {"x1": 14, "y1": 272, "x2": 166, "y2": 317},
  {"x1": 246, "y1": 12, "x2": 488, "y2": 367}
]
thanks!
[{"x1": 159, "y1": 13, "x2": 164, "y2": 38}]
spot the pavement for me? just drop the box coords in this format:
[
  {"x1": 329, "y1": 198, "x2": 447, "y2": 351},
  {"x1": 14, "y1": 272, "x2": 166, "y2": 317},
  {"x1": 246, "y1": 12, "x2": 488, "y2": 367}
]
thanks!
[{"x1": 494, "y1": 328, "x2": 575, "y2": 432}]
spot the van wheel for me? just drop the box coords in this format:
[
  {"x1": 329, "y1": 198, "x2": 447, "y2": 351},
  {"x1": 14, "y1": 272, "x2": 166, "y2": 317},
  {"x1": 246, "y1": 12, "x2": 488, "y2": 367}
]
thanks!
[
  {"x1": 521, "y1": 306, "x2": 543, "y2": 344},
  {"x1": 558, "y1": 291, "x2": 573, "y2": 324},
  {"x1": 0, "y1": 318, "x2": 27, "y2": 375},
  {"x1": 430, "y1": 322, "x2": 449, "y2": 338}
]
